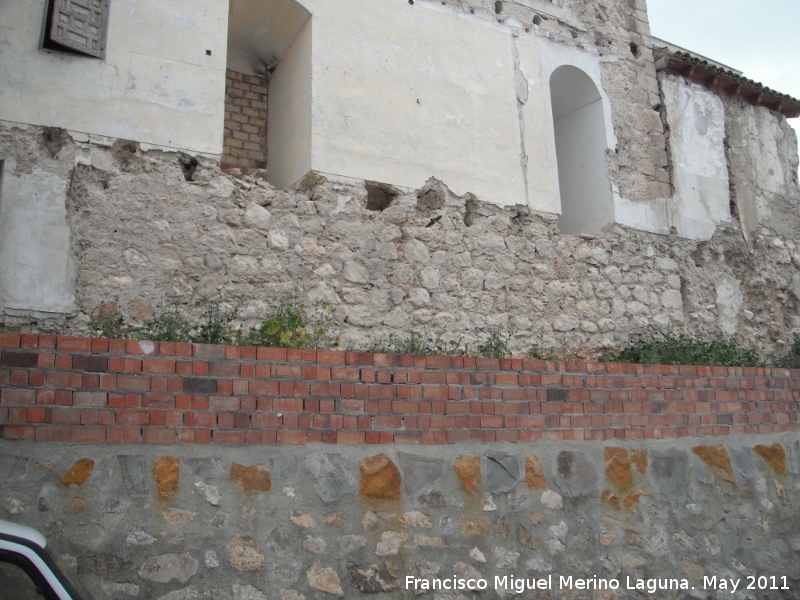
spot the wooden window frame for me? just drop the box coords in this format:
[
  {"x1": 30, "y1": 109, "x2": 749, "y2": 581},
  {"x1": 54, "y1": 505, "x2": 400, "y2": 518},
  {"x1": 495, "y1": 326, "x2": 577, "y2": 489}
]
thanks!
[{"x1": 42, "y1": 0, "x2": 110, "y2": 59}]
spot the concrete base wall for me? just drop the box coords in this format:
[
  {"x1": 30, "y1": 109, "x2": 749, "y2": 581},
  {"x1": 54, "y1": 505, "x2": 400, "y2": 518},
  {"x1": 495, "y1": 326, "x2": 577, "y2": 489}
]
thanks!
[{"x1": 1, "y1": 434, "x2": 799, "y2": 599}]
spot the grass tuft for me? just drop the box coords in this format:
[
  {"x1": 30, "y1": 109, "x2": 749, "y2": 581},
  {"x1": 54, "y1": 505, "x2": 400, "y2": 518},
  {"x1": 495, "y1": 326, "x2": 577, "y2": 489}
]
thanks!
[{"x1": 606, "y1": 333, "x2": 763, "y2": 367}]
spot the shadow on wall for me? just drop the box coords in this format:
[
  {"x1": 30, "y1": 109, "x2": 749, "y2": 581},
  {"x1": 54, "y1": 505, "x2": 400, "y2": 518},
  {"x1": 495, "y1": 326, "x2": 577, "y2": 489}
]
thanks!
[
  {"x1": 550, "y1": 65, "x2": 614, "y2": 235},
  {"x1": 223, "y1": 0, "x2": 312, "y2": 185}
]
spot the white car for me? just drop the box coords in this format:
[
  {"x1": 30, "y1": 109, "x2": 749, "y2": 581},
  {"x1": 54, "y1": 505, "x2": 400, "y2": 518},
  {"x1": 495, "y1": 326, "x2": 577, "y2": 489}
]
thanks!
[{"x1": 0, "y1": 519, "x2": 96, "y2": 599}]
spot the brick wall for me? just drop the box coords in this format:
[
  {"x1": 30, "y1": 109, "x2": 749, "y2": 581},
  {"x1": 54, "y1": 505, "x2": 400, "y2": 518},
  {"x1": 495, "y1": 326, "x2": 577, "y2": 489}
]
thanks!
[
  {"x1": 0, "y1": 333, "x2": 798, "y2": 445},
  {"x1": 221, "y1": 70, "x2": 268, "y2": 172}
]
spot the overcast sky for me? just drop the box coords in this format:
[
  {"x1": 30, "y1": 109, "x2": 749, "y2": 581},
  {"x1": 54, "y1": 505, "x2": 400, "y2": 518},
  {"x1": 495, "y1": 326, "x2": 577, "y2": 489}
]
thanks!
[{"x1": 646, "y1": 0, "x2": 800, "y2": 144}]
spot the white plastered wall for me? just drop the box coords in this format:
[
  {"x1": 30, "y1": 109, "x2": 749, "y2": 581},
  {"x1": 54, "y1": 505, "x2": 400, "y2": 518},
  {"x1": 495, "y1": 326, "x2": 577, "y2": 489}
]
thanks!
[
  {"x1": 549, "y1": 66, "x2": 615, "y2": 235},
  {"x1": 661, "y1": 75, "x2": 731, "y2": 240},
  {"x1": 0, "y1": 159, "x2": 75, "y2": 313},
  {"x1": 268, "y1": 19, "x2": 313, "y2": 190},
  {"x1": 297, "y1": 0, "x2": 525, "y2": 205},
  {"x1": 516, "y1": 37, "x2": 616, "y2": 217},
  {"x1": 0, "y1": 0, "x2": 228, "y2": 154}
]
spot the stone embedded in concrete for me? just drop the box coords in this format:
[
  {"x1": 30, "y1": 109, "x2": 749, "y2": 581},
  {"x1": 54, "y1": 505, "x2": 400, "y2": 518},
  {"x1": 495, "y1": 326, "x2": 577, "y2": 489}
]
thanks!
[
  {"x1": 359, "y1": 454, "x2": 402, "y2": 499},
  {"x1": 267, "y1": 527, "x2": 291, "y2": 551},
  {"x1": 418, "y1": 490, "x2": 446, "y2": 508},
  {"x1": 233, "y1": 584, "x2": 267, "y2": 600},
  {"x1": 204, "y1": 550, "x2": 219, "y2": 568},
  {"x1": 89, "y1": 456, "x2": 114, "y2": 487},
  {"x1": 494, "y1": 516, "x2": 509, "y2": 539},
  {"x1": 789, "y1": 441, "x2": 800, "y2": 476},
  {"x1": 753, "y1": 444, "x2": 787, "y2": 474},
  {"x1": 279, "y1": 591, "x2": 305, "y2": 600},
  {"x1": 59, "y1": 458, "x2": 95, "y2": 487},
  {"x1": 118, "y1": 456, "x2": 150, "y2": 497},
  {"x1": 484, "y1": 450, "x2": 521, "y2": 493},
  {"x1": 459, "y1": 519, "x2": 490, "y2": 536},
  {"x1": 692, "y1": 456, "x2": 714, "y2": 485},
  {"x1": 412, "y1": 560, "x2": 441, "y2": 590},
  {"x1": 302, "y1": 536, "x2": 327, "y2": 553},
  {"x1": 321, "y1": 512, "x2": 345, "y2": 525},
  {"x1": 0, "y1": 455, "x2": 28, "y2": 482},
  {"x1": 483, "y1": 494, "x2": 498, "y2": 512},
  {"x1": 375, "y1": 531, "x2": 407, "y2": 556},
  {"x1": 730, "y1": 446, "x2": 756, "y2": 478},
  {"x1": 291, "y1": 512, "x2": 315, "y2": 528},
  {"x1": 340, "y1": 535, "x2": 367, "y2": 554},
  {"x1": 529, "y1": 513, "x2": 545, "y2": 525},
  {"x1": 623, "y1": 489, "x2": 648, "y2": 510},
  {"x1": 64, "y1": 498, "x2": 87, "y2": 514},
  {"x1": 453, "y1": 455, "x2": 482, "y2": 491},
  {"x1": 600, "y1": 532, "x2": 617, "y2": 546},
  {"x1": 138, "y1": 554, "x2": 198, "y2": 583},
  {"x1": 307, "y1": 565, "x2": 344, "y2": 597},
  {"x1": 347, "y1": 563, "x2": 396, "y2": 593},
  {"x1": 517, "y1": 526, "x2": 540, "y2": 549},
  {"x1": 211, "y1": 512, "x2": 228, "y2": 528},
  {"x1": 413, "y1": 536, "x2": 447, "y2": 548},
  {"x1": 100, "y1": 582, "x2": 140, "y2": 597},
  {"x1": 153, "y1": 456, "x2": 180, "y2": 498},
  {"x1": 524, "y1": 455, "x2": 547, "y2": 490},
  {"x1": 650, "y1": 450, "x2": 689, "y2": 500},
  {"x1": 554, "y1": 451, "x2": 599, "y2": 496},
  {"x1": 400, "y1": 511, "x2": 433, "y2": 528},
  {"x1": 454, "y1": 561, "x2": 482, "y2": 583},
  {"x1": 631, "y1": 450, "x2": 648, "y2": 474},
  {"x1": 194, "y1": 481, "x2": 221, "y2": 506},
  {"x1": 398, "y1": 452, "x2": 443, "y2": 493},
  {"x1": 186, "y1": 458, "x2": 218, "y2": 481},
  {"x1": 163, "y1": 508, "x2": 195, "y2": 524},
  {"x1": 305, "y1": 454, "x2": 355, "y2": 503},
  {"x1": 126, "y1": 530, "x2": 157, "y2": 546},
  {"x1": 272, "y1": 558, "x2": 302, "y2": 583},
  {"x1": 540, "y1": 490, "x2": 564, "y2": 510},
  {"x1": 271, "y1": 456, "x2": 298, "y2": 480},
  {"x1": 230, "y1": 462, "x2": 271, "y2": 492},
  {"x1": 156, "y1": 587, "x2": 199, "y2": 600},
  {"x1": 3, "y1": 497, "x2": 27, "y2": 513},
  {"x1": 226, "y1": 536, "x2": 265, "y2": 571},
  {"x1": 602, "y1": 490, "x2": 621, "y2": 509},
  {"x1": 494, "y1": 547, "x2": 520, "y2": 570},
  {"x1": 605, "y1": 448, "x2": 633, "y2": 487},
  {"x1": 470, "y1": 548, "x2": 487, "y2": 563},
  {"x1": 692, "y1": 446, "x2": 736, "y2": 484}
]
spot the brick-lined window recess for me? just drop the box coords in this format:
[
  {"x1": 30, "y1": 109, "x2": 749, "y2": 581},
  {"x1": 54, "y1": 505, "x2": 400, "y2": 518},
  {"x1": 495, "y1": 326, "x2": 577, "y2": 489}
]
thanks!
[{"x1": 222, "y1": 70, "x2": 269, "y2": 173}]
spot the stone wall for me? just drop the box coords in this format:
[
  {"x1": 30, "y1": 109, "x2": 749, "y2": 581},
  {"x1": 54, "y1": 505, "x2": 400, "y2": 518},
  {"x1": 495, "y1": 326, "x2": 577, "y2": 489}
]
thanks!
[
  {"x1": 2, "y1": 434, "x2": 800, "y2": 600},
  {"x1": 3, "y1": 120, "x2": 799, "y2": 355}
]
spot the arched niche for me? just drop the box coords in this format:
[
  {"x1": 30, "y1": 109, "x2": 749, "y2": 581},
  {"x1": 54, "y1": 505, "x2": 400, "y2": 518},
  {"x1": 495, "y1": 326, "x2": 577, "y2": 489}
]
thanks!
[
  {"x1": 223, "y1": 0, "x2": 312, "y2": 188},
  {"x1": 549, "y1": 65, "x2": 614, "y2": 235}
]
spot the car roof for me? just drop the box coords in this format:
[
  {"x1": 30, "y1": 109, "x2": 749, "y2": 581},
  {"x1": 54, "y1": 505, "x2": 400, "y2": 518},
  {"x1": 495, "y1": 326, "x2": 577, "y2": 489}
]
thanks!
[{"x1": 0, "y1": 519, "x2": 48, "y2": 549}]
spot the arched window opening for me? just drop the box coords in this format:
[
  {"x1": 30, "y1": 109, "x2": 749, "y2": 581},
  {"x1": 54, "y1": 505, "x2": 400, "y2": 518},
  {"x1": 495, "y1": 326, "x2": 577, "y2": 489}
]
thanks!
[
  {"x1": 224, "y1": 0, "x2": 311, "y2": 188},
  {"x1": 549, "y1": 65, "x2": 614, "y2": 235}
]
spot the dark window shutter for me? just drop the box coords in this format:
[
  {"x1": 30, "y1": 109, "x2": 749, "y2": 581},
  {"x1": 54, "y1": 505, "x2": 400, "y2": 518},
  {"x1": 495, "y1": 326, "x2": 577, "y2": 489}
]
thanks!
[{"x1": 46, "y1": 0, "x2": 109, "y2": 59}]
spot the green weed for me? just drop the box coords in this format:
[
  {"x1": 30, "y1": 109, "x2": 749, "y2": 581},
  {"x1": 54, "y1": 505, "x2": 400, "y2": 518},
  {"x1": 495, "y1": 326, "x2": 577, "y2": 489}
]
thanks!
[
  {"x1": 609, "y1": 333, "x2": 763, "y2": 367},
  {"x1": 240, "y1": 300, "x2": 337, "y2": 350}
]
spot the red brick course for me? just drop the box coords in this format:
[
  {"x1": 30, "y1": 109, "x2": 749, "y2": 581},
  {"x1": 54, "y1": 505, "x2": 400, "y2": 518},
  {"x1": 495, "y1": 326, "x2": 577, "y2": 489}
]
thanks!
[{"x1": 1, "y1": 334, "x2": 799, "y2": 445}]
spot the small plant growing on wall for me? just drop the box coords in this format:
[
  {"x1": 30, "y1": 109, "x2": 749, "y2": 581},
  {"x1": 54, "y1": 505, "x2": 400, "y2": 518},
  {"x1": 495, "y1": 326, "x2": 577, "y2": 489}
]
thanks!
[
  {"x1": 239, "y1": 300, "x2": 338, "y2": 350},
  {"x1": 475, "y1": 326, "x2": 512, "y2": 359}
]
